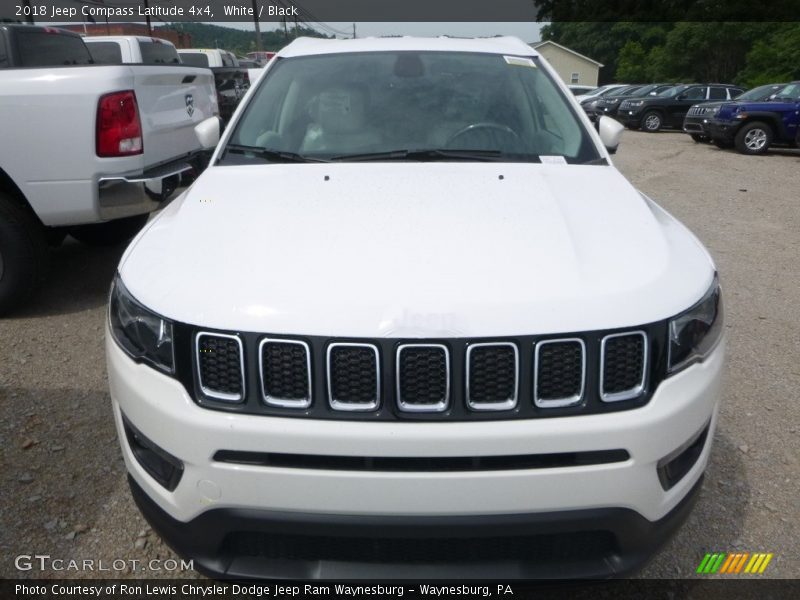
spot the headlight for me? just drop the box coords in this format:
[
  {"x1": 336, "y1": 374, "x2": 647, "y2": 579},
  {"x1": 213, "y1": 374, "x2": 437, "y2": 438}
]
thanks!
[
  {"x1": 667, "y1": 276, "x2": 723, "y2": 373},
  {"x1": 109, "y1": 274, "x2": 175, "y2": 374},
  {"x1": 627, "y1": 100, "x2": 644, "y2": 107}
]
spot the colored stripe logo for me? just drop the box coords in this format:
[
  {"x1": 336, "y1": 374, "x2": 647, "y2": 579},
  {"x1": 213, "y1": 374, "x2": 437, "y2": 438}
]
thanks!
[{"x1": 696, "y1": 552, "x2": 773, "y2": 574}]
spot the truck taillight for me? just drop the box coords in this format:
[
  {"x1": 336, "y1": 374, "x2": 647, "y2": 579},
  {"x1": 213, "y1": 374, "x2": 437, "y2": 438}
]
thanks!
[{"x1": 96, "y1": 90, "x2": 143, "y2": 157}]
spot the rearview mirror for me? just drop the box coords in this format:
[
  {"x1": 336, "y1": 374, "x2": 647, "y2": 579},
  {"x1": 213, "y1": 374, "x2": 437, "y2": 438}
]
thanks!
[
  {"x1": 597, "y1": 116, "x2": 624, "y2": 154},
  {"x1": 195, "y1": 116, "x2": 221, "y2": 150}
]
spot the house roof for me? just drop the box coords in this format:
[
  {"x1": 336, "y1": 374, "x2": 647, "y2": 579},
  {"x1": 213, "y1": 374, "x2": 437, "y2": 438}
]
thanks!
[{"x1": 530, "y1": 40, "x2": 604, "y2": 68}]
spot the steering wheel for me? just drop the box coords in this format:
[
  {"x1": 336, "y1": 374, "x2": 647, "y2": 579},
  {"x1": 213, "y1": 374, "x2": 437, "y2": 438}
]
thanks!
[{"x1": 444, "y1": 122, "x2": 521, "y2": 149}]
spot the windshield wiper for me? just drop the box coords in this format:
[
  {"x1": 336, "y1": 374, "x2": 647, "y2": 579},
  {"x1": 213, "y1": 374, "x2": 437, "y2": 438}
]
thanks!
[
  {"x1": 328, "y1": 148, "x2": 516, "y2": 162},
  {"x1": 224, "y1": 144, "x2": 328, "y2": 163}
]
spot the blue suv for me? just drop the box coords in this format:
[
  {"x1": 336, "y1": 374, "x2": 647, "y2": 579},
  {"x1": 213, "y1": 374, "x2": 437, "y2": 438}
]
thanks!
[{"x1": 708, "y1": 81, "x2": 800, "y2": 154}]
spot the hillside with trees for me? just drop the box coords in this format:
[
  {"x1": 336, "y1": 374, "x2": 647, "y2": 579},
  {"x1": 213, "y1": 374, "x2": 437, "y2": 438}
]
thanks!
[
  {"x1": 157, "y1": 22, "x2": 333, "y2": 55},
  {"x1": 540, "y1": 21, "x2": 800, "y2": 87}
]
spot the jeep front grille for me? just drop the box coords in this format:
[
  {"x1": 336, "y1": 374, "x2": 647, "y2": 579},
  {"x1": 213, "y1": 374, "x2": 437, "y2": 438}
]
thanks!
[
  {"x1": 196, "y1": 333, "x2": 245, "y2": 401},
  {"x1": 397, "y1": 344, "x2": 450, "y2": 412},
  {"x1": 466, "y1": 342, "x2": 518, "y2": 410},
  {"x1": 600, "y1": 332, "x2": 647, "y2": 401},
  {"x1": 327, "y1": 343, "x2": 380, "y2": 411},
  {"x1": 534, "y1": 339, "x2": 586, "y2": 407},
  {"x1": 186, "y1": 327, "x2": 659, "y2": 420},
  {"x1": 259, "y1": 339, "x2": 312, "y2": 408}
]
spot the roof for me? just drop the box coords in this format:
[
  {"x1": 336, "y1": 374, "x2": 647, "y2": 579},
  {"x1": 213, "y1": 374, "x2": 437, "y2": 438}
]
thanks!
[
  {"x1": 279, "y1": 36, "x2": 538, "y2": 58},
  {"x1": 530, "y1": 40, "x2": 604, "y2": 68},
  {"x1": 83, "y1": 36, "x2": 174, "y2": 46}
]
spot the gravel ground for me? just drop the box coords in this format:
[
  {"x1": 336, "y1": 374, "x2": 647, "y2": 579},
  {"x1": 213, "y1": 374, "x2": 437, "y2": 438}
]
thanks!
[{"x1": 0, "y1": 130, "x2": 798, "y2": 580}]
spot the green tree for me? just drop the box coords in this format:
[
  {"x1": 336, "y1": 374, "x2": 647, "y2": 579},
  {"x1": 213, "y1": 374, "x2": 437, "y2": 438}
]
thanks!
[
  {"x1": 615, "y1": 40, "x2": 648, "y2": 82},
  {"x1": 737, "y1": 23, "x2": 800, "y2": 86}
]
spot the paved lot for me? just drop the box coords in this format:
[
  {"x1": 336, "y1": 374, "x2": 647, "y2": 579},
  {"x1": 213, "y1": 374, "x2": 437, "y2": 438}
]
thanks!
[{"x1": 0, "y1": 130, "x2": 798, "y2": 580}]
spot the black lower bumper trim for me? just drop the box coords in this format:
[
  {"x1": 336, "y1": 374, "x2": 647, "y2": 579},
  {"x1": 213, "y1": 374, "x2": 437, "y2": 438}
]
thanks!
[{"x1": 128, "y1": 473, "x2": 704, "y2": 580}]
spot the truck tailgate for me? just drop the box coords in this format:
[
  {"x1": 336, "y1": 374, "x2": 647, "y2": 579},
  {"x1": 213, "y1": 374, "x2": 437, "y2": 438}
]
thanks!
[{"x1": 132, "y1": 66, "x2": 217, "y2": 167}]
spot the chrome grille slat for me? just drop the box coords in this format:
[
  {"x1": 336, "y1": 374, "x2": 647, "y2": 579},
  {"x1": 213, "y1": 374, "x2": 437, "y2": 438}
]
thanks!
[
  {"x1": 533, "y1": 338, "x2": 586, "y2": 408},
  {"x1": 259, "y1": 338, "x2": 312, "y2": 408},
  {"x1": 196, "y1": 332, "x2": 245, "y2": 402},
  {"x1": 600, "y1": 331, "x2": 648, "y2": 402},
  {"x1": 396, "y1": 344, "x2": 450, "y2": 413},
  {"x1": 466, "y1": 342, "x2": 519, "y2": 411},
  {"x1": 327, "y1": 343, "x2": 380, "y2": 411}
]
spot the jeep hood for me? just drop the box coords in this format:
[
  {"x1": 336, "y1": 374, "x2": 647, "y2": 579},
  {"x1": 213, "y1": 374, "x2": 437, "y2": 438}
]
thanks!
[{"x1": 120, "y1": 163, "x2": 714, "y2": 337}]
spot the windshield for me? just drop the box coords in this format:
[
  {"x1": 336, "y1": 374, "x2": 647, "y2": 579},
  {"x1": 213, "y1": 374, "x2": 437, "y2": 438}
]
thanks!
[
  {"x1": 16, "y1": 30, "x2": 93, "y2": 67},
  {"x1": 658, "y1": 85, "x2": 687, "y2": 97},
  {"x1": 225, "y1": 51, "x2": 601, "y2": 164},
  {"x1": 87, "y1": 41, "x2": 122, "y2": 65},
  {"x1": 735, "y1": 84, "x2": 779, "y2": 101},
  {"x1": 773, "y1": 82, "x2": 800, "y2": 100},
  {"x1": 140, "y1": 41, "x2": 180, "y2": 65},
  {"x1": 180, "y1": 52, "x2": 209, "y2": 68}
]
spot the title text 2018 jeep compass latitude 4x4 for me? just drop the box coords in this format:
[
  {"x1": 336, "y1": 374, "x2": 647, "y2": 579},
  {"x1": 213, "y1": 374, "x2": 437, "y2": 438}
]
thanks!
[{"x1": 106, "y1": 37, "x2": 725, "y2": 579}]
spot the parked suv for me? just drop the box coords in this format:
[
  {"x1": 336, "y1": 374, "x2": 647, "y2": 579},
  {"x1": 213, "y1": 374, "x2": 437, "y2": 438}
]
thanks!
[
  {"x1": 592, "y1": 83, "x2": 676, "y2": 119},
  {"x1": 107, "y1": 37, "x2": 725, "y2": 579},
  {"x1": 619, "y1": 84, "x2": 744, "y2": 132},
  {"x1": 683, "y1": 83, "x2": 786, "y2": 143},
  {"x1": 707, "y1": 81, "x2": 800, "y2": 154}
]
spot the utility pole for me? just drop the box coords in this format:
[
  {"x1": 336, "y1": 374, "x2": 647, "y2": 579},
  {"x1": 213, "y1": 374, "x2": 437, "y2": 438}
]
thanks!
[
  {"x1": 352, "y1": 23, "x2": 356, "y2": 39},
  {"x1": 294, "y1": 15, "x2": 299, "y2": 38},
  {"x1": 22, "y1": 0, "x2": 34, "y2": 24},
  {"x1": 283, "y1": 17, "x2": 288, "y2": 40},
  {"x1": 143, "y1": 0, "x2": 152, "y2": 36},
  {"x1": 251, "y1": 0, "x2": 263, "y2": 52}
]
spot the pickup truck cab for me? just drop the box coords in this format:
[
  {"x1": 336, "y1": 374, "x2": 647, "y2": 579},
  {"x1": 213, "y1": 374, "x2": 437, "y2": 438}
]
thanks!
[
  {"x1": 0, "y1": 25, "x2": 219, "y2": 314},
  {"x1": 108, "y1": 36, "x2": 724, "y2": 579},
  {"x1": 178, "y1": 48, "x2": 250, "y2": 123},
  {"x1": 707, "y1": 81, "x2": 800, "y2": 154},
  {"x1": 619, "y1": 84, "x2": 744, "y2": 132},
  {"x1": 83, "y1": 35, "x2": 181, "y2": 66}
]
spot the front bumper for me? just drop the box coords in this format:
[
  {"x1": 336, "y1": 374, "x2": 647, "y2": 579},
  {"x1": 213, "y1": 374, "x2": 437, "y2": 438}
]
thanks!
[
  {"x1": 129, "y1": 471, "x2": 704, "y2": 579},
  {"x1": 707, "y1": 120, "x2": 741, "y2": 143},
  {"x1": 683, "y1": 116, "x2": 711, "y2": 136},
  {"x1": 107, "y1": 330, "x2": 725, "y2": 578},
  {"x1": 617, "y1": 111, "x2": 644, "y2": 128}
]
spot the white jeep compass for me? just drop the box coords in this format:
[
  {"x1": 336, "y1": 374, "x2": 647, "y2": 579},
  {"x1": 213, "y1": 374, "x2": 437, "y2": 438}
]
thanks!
[{"x1": 106, "y1": 36, "x2": 725, "y2": 579}]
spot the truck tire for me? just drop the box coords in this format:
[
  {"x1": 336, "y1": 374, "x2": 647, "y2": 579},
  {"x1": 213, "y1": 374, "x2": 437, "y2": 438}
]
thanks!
[
  {"x1": 734, "y1": 121, "x2": 773, "y2": 155},
  {"x1": 70, "y1": 214, "x2": 149, "y2": 247},
  {"x1": 642, "y1": 111, "x2": 663, "y2": 132},
  {"x1": 0, "y1": 192, "x2": 49, "y2": 315}
]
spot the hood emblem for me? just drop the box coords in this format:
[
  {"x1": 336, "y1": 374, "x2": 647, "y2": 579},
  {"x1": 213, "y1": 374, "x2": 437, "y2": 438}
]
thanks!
[{"x1": 185, "y1": 94, "x2": 194, "y2": 116}]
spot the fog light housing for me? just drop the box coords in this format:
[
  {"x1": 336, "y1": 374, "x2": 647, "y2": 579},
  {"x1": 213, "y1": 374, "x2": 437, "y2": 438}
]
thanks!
[
  {"x1": 122, "y1": 414, "x2": 183, "y2": 491},
  {"x1": 657, "y1": 422, "x2": 710, "y2": 490}
]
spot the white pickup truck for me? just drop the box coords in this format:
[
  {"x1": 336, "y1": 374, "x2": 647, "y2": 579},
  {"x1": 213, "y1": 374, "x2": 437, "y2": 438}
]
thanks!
[
  {"x1": 177, "y1": 48, "x2": 250, "y2": 123},
  {"x1": 0, "y1": 24, "x2": 220, "y2": 314}
]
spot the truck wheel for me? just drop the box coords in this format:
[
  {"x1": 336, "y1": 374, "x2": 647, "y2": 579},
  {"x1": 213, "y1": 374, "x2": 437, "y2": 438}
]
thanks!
[
  {"x1": 734, "y1": 121, "x2": 773, "y2": 155},
  {"x1": 70, "y1": 214, "x2": 150, "y2": 247},
  {"x1": 642, "y1": 111, "x2": 663, "y2": 132},
  {"x1": 0, "y1": 192, "x2": 49, "y2": 315}
]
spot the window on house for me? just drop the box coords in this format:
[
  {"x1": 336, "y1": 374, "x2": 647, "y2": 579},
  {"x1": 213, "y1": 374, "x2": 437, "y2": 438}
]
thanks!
[{"x1": 570, "y1": 72, "x2": 580, "y2": 83}]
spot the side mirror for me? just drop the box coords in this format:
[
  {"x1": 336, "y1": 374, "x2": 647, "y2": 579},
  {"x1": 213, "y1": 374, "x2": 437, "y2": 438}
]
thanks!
[
  {"x1": 195, "y1": 116, "x2": 221, "y2": 150},
  {"x1": 597, "y1": 116, "x2": 624, "y2": 154}
]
